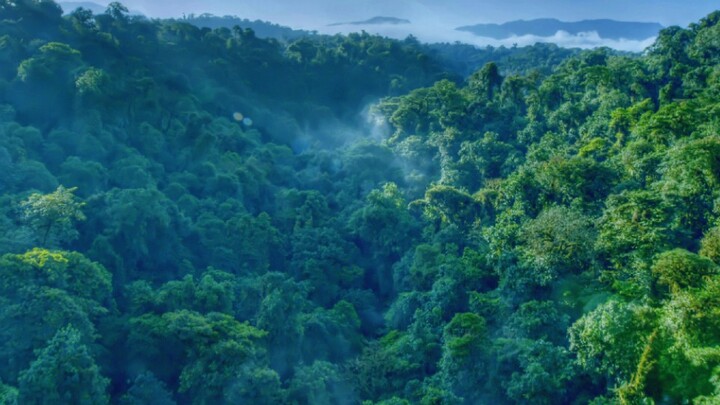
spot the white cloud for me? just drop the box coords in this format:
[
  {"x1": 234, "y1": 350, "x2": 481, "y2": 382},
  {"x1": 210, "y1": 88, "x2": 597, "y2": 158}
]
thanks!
[
  {"x1": 469, "y1": 30, "x2": 658, "y2": 52},
  {"x1": 116, "y1": 0, "x2": 668, "y2": 51},
  {"x1": 318, "y1": 21, "x2": 657, "y2": 52}
]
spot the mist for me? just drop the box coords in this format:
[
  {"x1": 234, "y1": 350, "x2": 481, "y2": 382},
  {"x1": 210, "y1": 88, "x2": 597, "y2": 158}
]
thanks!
[
  {"x1": 321, "y1": 21, "x2": 659, "y2": 52},
  {"x1": 79, "y1": 0, "x2": 720, "y2": 51},
  {"x1": 4, "y1": 1, "x2": 720, "y2": 403},
  {"x1": 117, "y1": 0, "x2": 718, "y2": 27}
]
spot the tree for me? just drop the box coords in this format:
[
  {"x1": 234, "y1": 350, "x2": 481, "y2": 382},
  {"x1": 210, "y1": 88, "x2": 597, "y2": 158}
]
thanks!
[
  {"x1": 414, "y1": 184, "x2": 484, "y2": 230},
  {"x1": 0, "y1": 380, "x2": 18, "y2": 405},
  {"x1": 75, "y1": 68, "x2": 111, "y2": 99},
  {"x1": 455, "y1": 132, "x2": 518, "y2": 190},
  {"x1": 12, "y1": 42, "x2": 84, "y2": 126},
  {"x1": 224, "y1": 212, "x2": 284, "y2": 273},
  {"x1": 504, "y1": 300, "x2": 569, "y2": 343},
  {"x1": 467, "y1": 62, "x2": 503, "y2": 101},
  {"x1": 120, "y1": 372, "x2": 176, "y2": 405},
  {"x1": 517, "y1": 205, "x2": 596, "y2": 284},
  {"x1": 128, "y1": 310, "x2": 272, "y2": 403},
  {"x1": 442, "y1": 313, "x2": 487, "y2": 365},
  {"x1": 300, "y1": 301, "x2": 363, "y2": 363},
  {"x1": 287, "y1": 361, "x2": 351, "y2": 405},
  {"x1": 498, "y1": 339, "x2": 576, "y2": 405},
  {"x1": 105, "y1": 2, "x2": 129, "y2": 20},
  {"x1": 21, "y1": 186, "x2": 85, "y2": 246},
  {"x1": 348, "y1": 333, "x2": 423, "y2": 400},
  {"x1": 0, "y1": 249, "x2": 112, "y2": 382},
  {"x1": 652, "y1": 249, "x2": 718, "y2": 294},
  {"x1": 596, "y1": 190, "x2": 673, "y2": 273},
  {"x1": 658, "y1": 136, "x2": 720, "y2": 239},
  {"x1": 700, "y1": 226, "x2": 720, "y2": 264},
  {"x1": 0, "y1": 248, "x2": 112, "y2": 302},
  {"x1": 16, "y1": 42, "x2": 82, "y2": 83},
  {"x1": 95, "y1": 187, "x2": 185, "y2": 279},
  {"x1": 659, "y1": 276, "x2": 720, "y2": 401},
  {"x1": 18, "y1": 326, "x2": 109, "y2": 405},
  {"x1": 534, "y1": 156, "x2": 617, "y2": 206},
  {"x1": 439, "y1": 313, "x2": 489, "y2": 401},
  {"x1": 569, "y1": 300, "x2": 658, "y2": 384},
  {"x1": 349, "y1": 183, "x2": 419, "y2": 296}
]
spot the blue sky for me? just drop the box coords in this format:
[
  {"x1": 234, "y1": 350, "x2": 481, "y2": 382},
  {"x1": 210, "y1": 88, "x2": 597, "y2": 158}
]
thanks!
[
  {"x1": 118, "y1": 0, "x2": 718, "y2": 26},
  {"x1": 87, "y1": 1, "x2": 720, "y2": 50}
]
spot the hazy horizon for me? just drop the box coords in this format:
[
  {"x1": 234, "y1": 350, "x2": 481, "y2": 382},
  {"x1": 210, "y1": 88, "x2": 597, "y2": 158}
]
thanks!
[
  {"x1": 62, "y1": 1, "x2": 720, "y2": 51},
  {"x1": 113, "y1": 0, "x2": 718, "y2": 27}
]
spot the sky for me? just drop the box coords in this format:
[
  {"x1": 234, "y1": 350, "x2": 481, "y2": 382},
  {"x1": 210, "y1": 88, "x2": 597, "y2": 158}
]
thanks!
[{"x1": 89, "y1": 1, "x2": 720, "y2": 50}]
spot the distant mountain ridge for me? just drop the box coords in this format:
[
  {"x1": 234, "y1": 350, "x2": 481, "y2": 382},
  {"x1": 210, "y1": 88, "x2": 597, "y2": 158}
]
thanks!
[
  {"x1": 328, "y1": 16, "x2": 411, "y2": 27},
  {"x1": 457, "y1": 18, "x2": 664, "y2": 40}
]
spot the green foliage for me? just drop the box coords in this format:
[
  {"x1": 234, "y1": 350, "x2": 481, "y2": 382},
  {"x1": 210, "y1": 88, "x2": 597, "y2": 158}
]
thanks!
[
  {"x1": 21, "y1": 185, "x2": 85, "y2": 246},
  {"x1": 700, "y1": 226, "x2": 720, "y2": 264},
  {"x1": 0, "y1": 380, "x2": 18, "y2": 405},
  {"x1": 0, "y1": 2, "x2": 719, "y2": 403},
  {"x1": 105, "y1": 2, "x2": 129, "y2": 20},
  {"x1": 570, "y1": 300, "x2": 658, "y2": 382},
  {"x1": 75, "y1": 68, "x2": 110, "y2": 97},
  {"x1": 517, "y1": 205, "x2": 596, "y2": 283},
  {"x1": 658, "y1": 136, "x2": 720, "y2": 237},
  {"x1": 300, "y1": 300, "x2": 364, "y2": 362},
  {"x1": 0, "y1": 248, "x2": 112, "y2": 302},
  {"x1": 18, "y1": 326, "x2": 109, "y2": 405},
  {"x1": 287, "y1": 361, "x2": 351, "y2": 405},
  {"x1": 442, "y1": 313, "x2": 487, "y2": 363},
  {"x1": 534, "y1": 156, "x2": 618, "y2": 205},
  {"x1": 597, "y1": 190, "x2": 673, "y2": 267},
  {"x1": 129, "y1": 310, "x2": 270, "y2": 403},
  {"x1": 17, "y1": 42, "x2": 82, "y2": 82},
  {"x1": 0, "y1": 249, "x2": 112, "y2": 383},
  {"x1": 652, "y1": 249, "x2": 718, "y2": 294},
  {"x1": 351, "y1": 183, "x2": 414, "y2": 251},
  {"x1": 505, "y1": 300, "x2": 569, "y2": 342},
  {"x1": 414, "y1": 184, "x2": 483, "y2": 230},
  {"x1": 498, "y1": 339, "x2": 576, "y2": 405},
  {"x1": 120, "y1": 372, "x2": 176, "y2": 405}
]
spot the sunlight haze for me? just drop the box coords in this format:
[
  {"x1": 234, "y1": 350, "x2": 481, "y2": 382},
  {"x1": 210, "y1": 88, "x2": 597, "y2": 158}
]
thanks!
[{"x1": 99, "y1": 0, "x2": 720, "y2": 50}]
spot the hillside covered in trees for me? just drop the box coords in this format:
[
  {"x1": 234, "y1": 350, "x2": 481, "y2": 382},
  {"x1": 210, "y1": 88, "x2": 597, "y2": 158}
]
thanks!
[{"x1": 1, "y1": 1, "x2": 720, "y2": 404}]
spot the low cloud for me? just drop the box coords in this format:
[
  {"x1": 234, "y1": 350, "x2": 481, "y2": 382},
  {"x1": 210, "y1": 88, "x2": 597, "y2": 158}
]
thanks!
[
  {"x1": 110, "y1": 0, "x2": 660, "y2": 52},
  {"x1": 319, "y1": 21, "x2": 656, "y2": 52},
  {"x1": 474, "y1": 30, "x2": 658, "y2": 52}
]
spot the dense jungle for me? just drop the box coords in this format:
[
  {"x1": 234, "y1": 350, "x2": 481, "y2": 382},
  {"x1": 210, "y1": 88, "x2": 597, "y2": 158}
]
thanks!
[{"x1": 1, "y1": 1, "x2": 720, "y2": 404}]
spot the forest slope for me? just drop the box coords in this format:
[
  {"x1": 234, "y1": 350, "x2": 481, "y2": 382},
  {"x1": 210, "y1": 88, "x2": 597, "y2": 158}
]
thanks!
[{"x1": 1, "y1": 1, "x2": 720, "y2": 404}]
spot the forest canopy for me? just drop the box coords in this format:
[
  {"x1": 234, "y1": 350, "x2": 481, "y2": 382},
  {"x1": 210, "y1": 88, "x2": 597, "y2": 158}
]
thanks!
[{"x1": 1, "y1": 1, "x2": 720, "y2": 404}]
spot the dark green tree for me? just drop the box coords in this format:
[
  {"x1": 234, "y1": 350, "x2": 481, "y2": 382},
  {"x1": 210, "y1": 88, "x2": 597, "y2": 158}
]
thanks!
[{"x1": 18, "y1": 326, "x2": 109, "y2": 405}]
